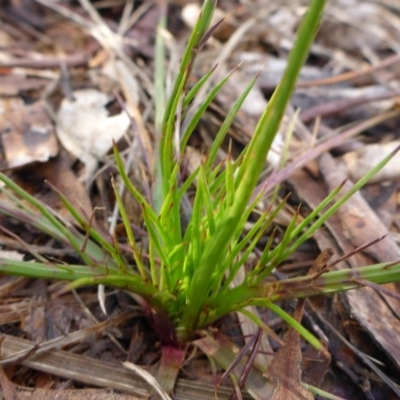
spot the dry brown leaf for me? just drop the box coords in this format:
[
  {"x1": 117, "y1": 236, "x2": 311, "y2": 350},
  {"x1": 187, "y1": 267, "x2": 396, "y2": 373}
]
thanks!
[
  {"x1": 266, "y1": 326, "x2": 314, "y2": 400},
  {"x1": 10, "y1": 151, "x2": 93, "y2": 224},
  {"x1": 265, "y1": 251, "x2": 332, "y2": 400},
  {"x1": 0, "y1": 364, "x2": 20, "y2": 400},
  {"x1": 0, "y1": 99, "x2": 58, "y2": 170}
]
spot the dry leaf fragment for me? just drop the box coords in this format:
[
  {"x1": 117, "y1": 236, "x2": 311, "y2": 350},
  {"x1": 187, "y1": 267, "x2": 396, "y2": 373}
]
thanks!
[
  {"x1": 266, "y1": 250, "x2": 332, "y2": 400},
  {"x1": 0, "y1": 364, "x2": 20, "y2": 400},
  {"x1": 56, "y1": 89, "x2": 130, "y2": 183},
  {"x1": 266, "y1": 326, "x2": 314, "y2": 400},
  {"x1": 10, "y1": 151, "x2": 94, "y2": 224},
  {"x1": 0, "y1": 98, "x2": 58, "y2": 170}
]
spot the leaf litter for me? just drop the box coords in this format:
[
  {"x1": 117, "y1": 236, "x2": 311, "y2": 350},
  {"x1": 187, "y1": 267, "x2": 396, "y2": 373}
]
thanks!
[{"x1": 1, "y1": 0, "x2": 400, "y2": 399}]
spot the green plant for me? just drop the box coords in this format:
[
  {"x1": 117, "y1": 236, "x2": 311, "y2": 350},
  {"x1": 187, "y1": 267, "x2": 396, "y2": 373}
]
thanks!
[{"x1": 1, "y1": 0, "x2": 400, "y2": 397}]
